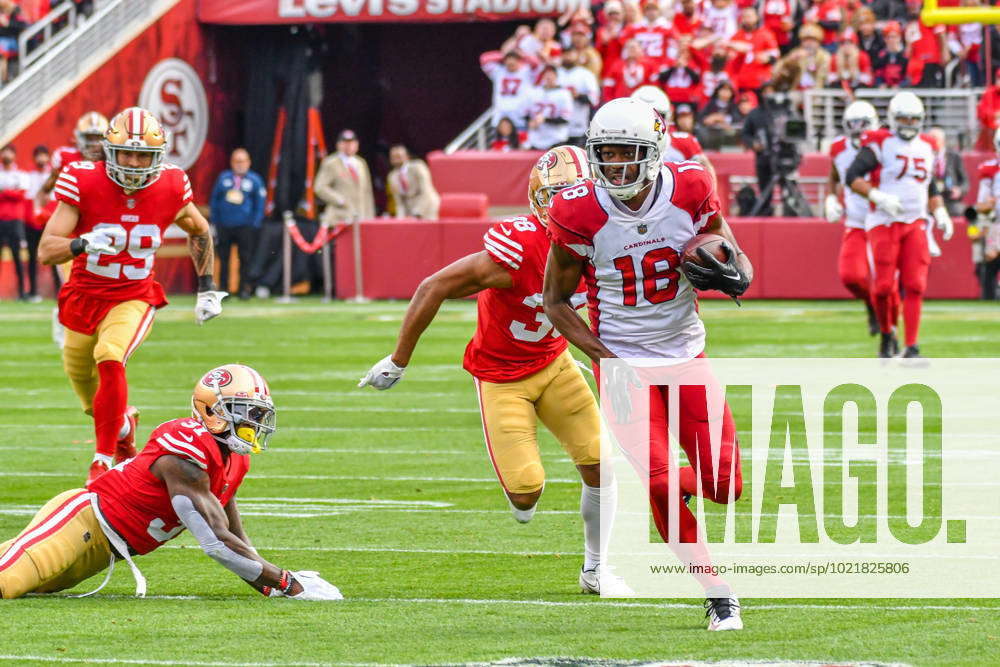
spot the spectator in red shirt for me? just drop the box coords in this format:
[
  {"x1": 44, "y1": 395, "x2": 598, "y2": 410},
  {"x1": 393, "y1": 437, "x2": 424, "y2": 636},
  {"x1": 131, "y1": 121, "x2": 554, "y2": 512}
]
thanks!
[
  {"x1": 809, "y1": 0, "x2": 847, "y2": 52},
  {"x1": 659, "y1": 46, "x2": 702, "y2": 104},
  {"x1": 700, "y1": 43, "x2": 733, "y2": 99},
  {"x1": 673, "y1": 0, "x2": 703, "y2": 37},
  {"x1": 759, "y1": 0, "x2": 795, "y2": 54},
  {"x1": 0, "y1": 143, "x2": 27, "y2": 300},
  {"x1": 620, "y1": 0, "x2": 677, "y2": 63},
  {"x1": 605, "y1": 39, "x2": 659, "y2": 100},
  {"x1": 727, "y1": 8, "x2": 779, "y2": 92},
  {"x1": 873, "y1": 21, "x2": 909, "y2": 87},
  {"x1": 828, "y1": 29, "x2": 873, "y2": 90},
  {"x1": 904, "y1": 0, "x2": 946, "y2": 86},
  {"x1": 596, "y1": 0, "x2": 626, "y2": 82},
  {"x1": 504, "y1": 18, "x2": 563, "y2": 67},
  {"x1": 975, "y1": 68, "x2": 1000, "y2": 139}
]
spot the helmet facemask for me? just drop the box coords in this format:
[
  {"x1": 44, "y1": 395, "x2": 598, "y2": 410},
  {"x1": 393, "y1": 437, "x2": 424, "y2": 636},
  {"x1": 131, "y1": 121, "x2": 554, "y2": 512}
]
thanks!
[
  {"x1": 587, "y1": 139, "x2": 660, "y2": 201},
  {"x1": 103, "y1": 143, "x2": 166, "y2": 191},
  {"x1": 844, "y1": 117, "x2": 873, "y2": 146},
  {"x1": 194, "y1": 383, "x2": 276, "y2": 456},
  {"x1": 76, "y1": 132, "x2": 105, "y2": 161},
  {"x1": 891, "y1": 114, "x2": 922, "y2": 141}
]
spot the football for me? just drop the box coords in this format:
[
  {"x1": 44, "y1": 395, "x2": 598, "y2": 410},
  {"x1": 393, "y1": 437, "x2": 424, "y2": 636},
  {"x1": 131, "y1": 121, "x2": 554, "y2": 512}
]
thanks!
[{"x1": 681, "y1": 233, "x2": 730, "y2": 269}]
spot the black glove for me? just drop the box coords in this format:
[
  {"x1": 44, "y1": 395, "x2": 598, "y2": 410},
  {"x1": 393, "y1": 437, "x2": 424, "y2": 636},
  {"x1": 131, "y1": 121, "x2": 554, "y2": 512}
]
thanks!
[{"x1": 682, "y1": 244, "x2": 749, "y2": 298}]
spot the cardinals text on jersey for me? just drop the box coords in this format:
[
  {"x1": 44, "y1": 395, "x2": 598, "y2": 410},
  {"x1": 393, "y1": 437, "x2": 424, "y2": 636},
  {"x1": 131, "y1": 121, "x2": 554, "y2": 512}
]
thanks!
[
  {"x1": 87, "y1": 418, "x2": 250, "y2": 555},
  {"x1": 464, "y1": 214, "x2": 570, "y2": 382},
  {"x1": 861, "y1": 129, "x2": 937, "y2": 229},
  {"x1": 830, "y1": 135, "x2": 869, "y2": 229},
  {"x1": 547, "y1": 162, "x2": 720, "y2": 359},
  {"x1": 53, "y1": 160, "x2": 193, "y2": 334}
]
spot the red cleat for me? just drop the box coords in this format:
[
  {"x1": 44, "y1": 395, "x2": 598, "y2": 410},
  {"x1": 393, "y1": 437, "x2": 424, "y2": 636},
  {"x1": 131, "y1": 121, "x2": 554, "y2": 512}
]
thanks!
[
  {"x1": 86, "y1": 460, "x2": 109, "y2": 487},
  {"x1": 115, "y1": 406, "x2": 140, "y2": 463}
]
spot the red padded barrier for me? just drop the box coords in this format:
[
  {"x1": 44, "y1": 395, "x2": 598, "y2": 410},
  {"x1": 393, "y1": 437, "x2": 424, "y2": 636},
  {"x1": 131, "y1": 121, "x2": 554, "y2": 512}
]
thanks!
[
  {"x1": 335, "y1": 218, "x2": 980, "y2": 300},
  {"x1": 439, "y1": 192, "x2": 490, "y2": 219}
]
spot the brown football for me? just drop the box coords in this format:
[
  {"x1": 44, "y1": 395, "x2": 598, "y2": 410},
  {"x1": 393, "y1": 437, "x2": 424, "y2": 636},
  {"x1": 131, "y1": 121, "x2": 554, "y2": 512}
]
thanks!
[{"x1": 681, "y1": 233, "x2": 730, "y2": 269}]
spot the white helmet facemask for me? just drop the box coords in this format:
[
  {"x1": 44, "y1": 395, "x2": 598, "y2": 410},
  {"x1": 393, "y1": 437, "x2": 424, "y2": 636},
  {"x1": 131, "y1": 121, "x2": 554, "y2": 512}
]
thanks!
[
  {"x1": 586, "y1": 98, "x2": 665, "y2": 201},
  {"x1": 888, "y1": 92, "x2": 924, "y2": 142}
]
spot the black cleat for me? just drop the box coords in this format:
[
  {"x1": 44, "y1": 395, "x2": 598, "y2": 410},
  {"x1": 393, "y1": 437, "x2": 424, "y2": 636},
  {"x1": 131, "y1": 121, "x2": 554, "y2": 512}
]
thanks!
[
  {"x1": 866, "y1": 303, "x2": 879, "y2": 336},
  {"x1": 903, "y1": 345, "x2": 922, "y2": 358},
  {"x1": 879, "y1": 332, "x2": 896, "y2": 358},
  {"x1": 705, "y1": 595, "x2": 743, "y2": 631}
]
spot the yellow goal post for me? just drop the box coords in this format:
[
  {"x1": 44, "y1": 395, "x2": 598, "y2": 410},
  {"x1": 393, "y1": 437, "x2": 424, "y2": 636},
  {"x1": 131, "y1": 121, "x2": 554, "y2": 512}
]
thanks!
[{"x1": 922, "y1": 0, "x2": 1000, "y2": 25}]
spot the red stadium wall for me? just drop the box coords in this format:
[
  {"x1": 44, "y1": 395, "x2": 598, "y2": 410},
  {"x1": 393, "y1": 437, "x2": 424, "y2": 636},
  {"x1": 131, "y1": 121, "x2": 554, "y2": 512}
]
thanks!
[
  {"x1": 6, "y1": 0, "x2": 239, "y2": 203},
  {"x1": 334, "y1": 218, "x2": 980, "y2": 300}
]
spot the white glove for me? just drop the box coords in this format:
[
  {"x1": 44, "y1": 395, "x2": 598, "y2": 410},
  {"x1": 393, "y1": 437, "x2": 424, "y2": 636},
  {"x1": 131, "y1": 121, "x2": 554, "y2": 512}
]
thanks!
[
  {"x1": 823, "y1": 194, "x2": 843, "y2": 223},
  {"x1": 868, "y1": 189, "x2": 904, "y2": 218},
  {"x1": 603, "y1": 361, "x2": 642, "y2": 425},
  {"x1": 288, "y1": 571, "x2": 343, "y2": 601},
  {"x1": 79, "y1": 230, "x2": 115, "y2": 255},
  {"x1": 933, "y1": 206, "x2": 954, "y2": 241},
  {"x1": 195, "y1": 290, "x2": 228, "y2": 325},
  {"x1": 358, "y1": 355, "x2": 406, "y2": 390}
]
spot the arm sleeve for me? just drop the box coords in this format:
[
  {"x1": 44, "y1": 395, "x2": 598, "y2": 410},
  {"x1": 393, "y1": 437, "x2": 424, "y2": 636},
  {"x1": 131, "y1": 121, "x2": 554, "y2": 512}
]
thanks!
[
  {"x1": 928, "y1": 179, "x2": 940, "y2": 199},
  {"x1": 171, "y1": 494, "x2": 264, "y2": 582},
  {"x1": 844, "y1": 146, "x2": 879, "y2": 185}
]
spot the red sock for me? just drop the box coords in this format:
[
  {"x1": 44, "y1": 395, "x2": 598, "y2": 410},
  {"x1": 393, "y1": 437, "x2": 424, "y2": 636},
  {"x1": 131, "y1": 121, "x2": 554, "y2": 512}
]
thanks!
[
  {"x1": 875, "y1": 292, "x2": 894, "y2": 334},
  {"x1": 94, "y1": 361, "x2": 128, "y2": 458},
  {"x1": 649, "y1": 472, "x2": 726, "y2": 590},
  {"x1": 903, "y1": 292, "x2": 923, "y2": 347}
]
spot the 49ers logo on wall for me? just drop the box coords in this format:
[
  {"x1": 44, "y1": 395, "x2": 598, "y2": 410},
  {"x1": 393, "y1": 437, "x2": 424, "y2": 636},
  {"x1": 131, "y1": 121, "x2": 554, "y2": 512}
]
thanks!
[{"x1": 138, "y1": 58, "x2": 208, "y2": 171}]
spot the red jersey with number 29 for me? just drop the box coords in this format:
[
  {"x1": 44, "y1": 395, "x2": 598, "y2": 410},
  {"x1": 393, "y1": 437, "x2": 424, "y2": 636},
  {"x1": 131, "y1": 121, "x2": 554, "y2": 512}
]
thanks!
[
  {"x1": 547, "y1": 163, "x2": 719, "y2": 359},
  {"x1": 463, "y1": 214, "x2": 570, "y2": 383},
  {"x1": 87, "y1": 418, "x2": 250, "y2": 556},
  {"x1": 53, "y1": 161, "x2": 192, "y2": 333}
]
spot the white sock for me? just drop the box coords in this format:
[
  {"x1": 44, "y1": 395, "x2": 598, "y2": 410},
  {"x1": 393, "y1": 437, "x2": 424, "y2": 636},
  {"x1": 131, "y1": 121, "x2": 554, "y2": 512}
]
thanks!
[
  {"x1": 581, "y1": 482, "x2": 603, "y2": 571},
  {"x1": 92, "y1": 453, "x2": 113, "y2": 467},
  {"x1": 507, "y1": 495, "x2": 537, "y2": 523},
  {"x1": 117, "y1": 415, "x2": 132, "y2": 440}
]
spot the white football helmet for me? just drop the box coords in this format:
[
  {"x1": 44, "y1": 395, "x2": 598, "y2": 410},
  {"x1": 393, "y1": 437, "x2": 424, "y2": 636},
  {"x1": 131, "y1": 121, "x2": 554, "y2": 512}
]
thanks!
[
  {"x1": 842, "y1": 101, "x2": 878, "y2": 145},
  {"x1": 586, "y1": 98, "x2": 665, "y2": 201},
  {"x1": 631, "y1": 85, "x2": 671, "y2": 124},
  {"x1": 887, "y1": 92, "x2": 924, "y2": 141}
]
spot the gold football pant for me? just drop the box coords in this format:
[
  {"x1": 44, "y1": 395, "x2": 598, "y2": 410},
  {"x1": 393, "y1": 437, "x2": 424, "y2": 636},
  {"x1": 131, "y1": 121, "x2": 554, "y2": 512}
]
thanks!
[
  {"x1": 0, "y1": 489, "x2": 112, "y2": 599},
  {"x1": 62, "y1": 300, "x2": 155, "y2": 414},
  {"x1": 473, "y1": 349, "x2": 600, "y2": 494}
]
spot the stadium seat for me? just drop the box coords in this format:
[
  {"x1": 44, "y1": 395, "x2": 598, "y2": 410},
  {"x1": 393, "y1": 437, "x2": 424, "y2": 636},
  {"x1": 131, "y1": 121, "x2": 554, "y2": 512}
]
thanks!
[{"x1": 438, "y1": 192, "x2": 489, "y2": 219}]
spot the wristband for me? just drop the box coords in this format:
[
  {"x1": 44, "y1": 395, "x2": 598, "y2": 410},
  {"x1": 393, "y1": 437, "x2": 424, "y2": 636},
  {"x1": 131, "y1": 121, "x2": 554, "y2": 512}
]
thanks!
[
  {"x1": 197, "y1": 275, "x2": 216, "y2": 292},
  {"x1": 279, "y1": 569, "x2": 295, "y2": 595},
  {"x1": 70, "y1": 237, "x2": 86, "y2": 256},
  {"x1": 261, "y1": 585, "x2": 272, "y2": 597}
]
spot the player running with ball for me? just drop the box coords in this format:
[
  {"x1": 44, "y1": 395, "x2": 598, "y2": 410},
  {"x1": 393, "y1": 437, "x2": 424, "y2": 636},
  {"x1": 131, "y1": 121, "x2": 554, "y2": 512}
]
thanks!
[
  {"x1": 542, "y1": 97, "x2": 752, "y2": 630},
  {"x1": 360, "y1": 146, "x2": 626, "y2": 595}
]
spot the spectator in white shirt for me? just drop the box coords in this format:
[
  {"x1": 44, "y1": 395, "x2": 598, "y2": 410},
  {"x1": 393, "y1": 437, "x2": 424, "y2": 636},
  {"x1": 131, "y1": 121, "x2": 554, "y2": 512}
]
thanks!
[
  {"x1": 480, "y1": 49, "x2": 537, "y2": 130},
  {"x1": 558, "y1": 48, "x2": 600, "y2": 147},
  {"x1": 523, "y1": 65, "x2": 574, "y2": 150}
]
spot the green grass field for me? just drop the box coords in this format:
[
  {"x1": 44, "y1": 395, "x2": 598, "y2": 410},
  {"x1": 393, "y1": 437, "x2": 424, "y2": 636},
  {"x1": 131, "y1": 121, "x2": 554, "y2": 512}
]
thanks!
[{"x1": 1, "y1": 297, "x2": 998, "y2": 667}]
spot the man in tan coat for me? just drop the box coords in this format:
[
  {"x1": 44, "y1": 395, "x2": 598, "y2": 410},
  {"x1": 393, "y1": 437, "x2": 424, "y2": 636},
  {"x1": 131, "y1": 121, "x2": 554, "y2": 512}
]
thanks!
[
  {"x1": 315, "y1": 129, "x2": 375, "y2": 225},
  {"x1": 387, "y1": 145, "x2": 440, "y2": 220}
]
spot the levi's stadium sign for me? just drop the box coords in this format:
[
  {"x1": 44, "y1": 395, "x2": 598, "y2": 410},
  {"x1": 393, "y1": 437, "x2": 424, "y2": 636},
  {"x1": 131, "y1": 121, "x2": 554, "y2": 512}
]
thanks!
[{"x1": 198, "y1": 0, "x2": 586, "y2": 24}]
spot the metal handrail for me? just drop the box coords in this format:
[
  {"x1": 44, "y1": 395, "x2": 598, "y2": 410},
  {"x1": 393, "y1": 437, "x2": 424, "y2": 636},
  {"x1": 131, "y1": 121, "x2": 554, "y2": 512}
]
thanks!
[
  {"x1": 444, "y1": 108, "x2": 495, "y2": 153},
  {"x1": 17, "y1": 3, "x2": 76, "y2": 71}
]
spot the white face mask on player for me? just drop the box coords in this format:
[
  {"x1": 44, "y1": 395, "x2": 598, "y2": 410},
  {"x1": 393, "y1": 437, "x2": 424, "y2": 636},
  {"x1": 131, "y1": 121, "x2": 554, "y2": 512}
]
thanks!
[
  {"x1": 586, "y1": 98, "x2": 665, "y2": 201},
  {"x1": 887, "y1": 92, "x2": 924, "y2": 142}
]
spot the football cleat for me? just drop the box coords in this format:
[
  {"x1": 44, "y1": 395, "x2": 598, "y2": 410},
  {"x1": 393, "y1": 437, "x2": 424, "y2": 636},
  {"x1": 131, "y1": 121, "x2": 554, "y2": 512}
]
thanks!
[
  {"x1": 866, "y1": 303, "x2": 879, "y2": 337},
  {"x1": 580, "y1": 565, "x2": 635, "y2": 596},
  {"x1": 903, "y1": 345, "x2": 922, "y2": 358},
  {"x1": 114, "y1": 406, "x2": 140, "y2": 463},
  {"x1": 506, "y1": 495, "x2": 537, "y2": 524},
  {"x1": 878, "y1": 331, "x2": 900, "y2": 358},
  {"x1": 705, "y1": 595, "x2": 743, "y2": 631}
]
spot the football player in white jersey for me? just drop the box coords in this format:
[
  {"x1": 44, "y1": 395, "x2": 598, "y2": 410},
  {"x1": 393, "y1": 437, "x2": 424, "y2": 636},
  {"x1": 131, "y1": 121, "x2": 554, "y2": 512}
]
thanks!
[
  {"x1": 824, "y1": 101, "x2": 883, "y2": 340},
  {"x1": 631, "y1": 85, "x2": 717, "y2": 187},
  {"x1": 845, "y1": 92, "x2": 953, "y2": 358},
  {"x1": 542, "y1": 97, "x2": 752, "y2": 631}
]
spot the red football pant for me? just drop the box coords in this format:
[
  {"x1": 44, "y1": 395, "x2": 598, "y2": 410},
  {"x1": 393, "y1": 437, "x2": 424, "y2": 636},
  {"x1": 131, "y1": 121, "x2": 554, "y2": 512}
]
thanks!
[
  {"x1": 838, "y1": 227, "x2": 872, "y2": 305},
  {"x1": 869, "y1": 221, "x2": 930, "y2": 346},
  {"x1": 93, "y1": 361, "x2": 128, "y2": 458}
]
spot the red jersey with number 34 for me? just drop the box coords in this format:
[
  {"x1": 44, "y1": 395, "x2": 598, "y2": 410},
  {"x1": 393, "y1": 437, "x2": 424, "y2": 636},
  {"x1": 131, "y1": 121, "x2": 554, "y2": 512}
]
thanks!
[
  {"x1": 53, "y1": 161, "x2": 192, "y2": 333},
  {"x1": 88, "y1": 418, "x2": 250, "y2": 556},
  {"x1": 463, "y1": 214, "x2": 571, "y2": 383}
]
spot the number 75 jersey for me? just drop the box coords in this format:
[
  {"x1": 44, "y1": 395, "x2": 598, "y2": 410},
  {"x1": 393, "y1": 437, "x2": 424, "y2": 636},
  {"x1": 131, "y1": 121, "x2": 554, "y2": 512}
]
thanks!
[
  {"x1": 54, "y1": 160, "x2": 193, "y2": 304},
  {"x1": 463, "y1": 214, "x2": 577, "y2": 383},
  {"x1": 861, "y1": 129, "x2": 939, "y2": 229}
]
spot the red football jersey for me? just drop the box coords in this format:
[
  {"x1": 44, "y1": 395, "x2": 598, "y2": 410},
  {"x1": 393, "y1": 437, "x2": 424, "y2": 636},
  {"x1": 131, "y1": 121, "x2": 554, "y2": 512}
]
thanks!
[
  {"x1": 88, "y1": 418, "x2": 250, "y2": 556},
  {"x1": 50, "y1": 146, "x2": 83, "y2": 172},
  {"x1": 54, "y1": 160, "x2": 192, "y2": 334},
  {"x1": 463, "y1": 214, "x2": 570, "y2": 383},
  {"x1": 661, "y1": 132, "x2": 703, "y2": 163}
]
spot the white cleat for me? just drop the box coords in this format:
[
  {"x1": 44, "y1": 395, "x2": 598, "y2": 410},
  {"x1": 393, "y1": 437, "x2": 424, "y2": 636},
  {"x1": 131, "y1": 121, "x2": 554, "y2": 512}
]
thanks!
[
  {"x1": 579, "y1": 565, "x2": 635, "y2": 596},
  {"x1": 51, "y1": 307, "x2": 64, "y2": 349},
  {"x1": 705, "y1": 595, "x2": 743, "y2": 631},
  {"x1": 506, "y1": 496, "x2": 536, "y2": 524}
]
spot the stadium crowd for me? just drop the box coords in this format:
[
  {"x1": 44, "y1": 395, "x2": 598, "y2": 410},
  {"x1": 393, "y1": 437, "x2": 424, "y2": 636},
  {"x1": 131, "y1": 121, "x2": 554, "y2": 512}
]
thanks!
[
  {"x1": 482, "y1": 0, "x2": 992, "y2": 150},
  {"x1": 0, "y1": 0, "x2": 95, "y2": 84}
]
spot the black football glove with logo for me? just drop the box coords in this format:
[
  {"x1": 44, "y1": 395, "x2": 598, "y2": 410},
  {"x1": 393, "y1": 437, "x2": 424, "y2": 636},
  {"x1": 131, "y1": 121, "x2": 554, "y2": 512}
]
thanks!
[{"x1": 682, "y1": 244, "x2": 750, "y2": 297}]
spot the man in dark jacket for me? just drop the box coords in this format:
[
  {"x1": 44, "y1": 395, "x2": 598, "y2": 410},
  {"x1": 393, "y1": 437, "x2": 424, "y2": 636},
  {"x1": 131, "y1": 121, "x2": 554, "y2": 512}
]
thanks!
[{"x1": 209, "y1": 148, "x2": 266, "y2": 300}]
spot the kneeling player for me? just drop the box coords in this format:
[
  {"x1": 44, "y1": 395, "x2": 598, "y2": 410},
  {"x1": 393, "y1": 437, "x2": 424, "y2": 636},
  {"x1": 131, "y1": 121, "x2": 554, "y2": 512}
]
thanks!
[
  {"x1": 360, "y1": 146, "x2": 621, "y2": 594},
  {"x1": 0, "y1": 365, "x2": 341, "y2": 601}
]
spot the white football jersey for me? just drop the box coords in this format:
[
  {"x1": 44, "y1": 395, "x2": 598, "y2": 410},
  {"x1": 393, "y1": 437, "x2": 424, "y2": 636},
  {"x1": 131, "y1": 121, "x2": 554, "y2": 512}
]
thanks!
[
  {"x1": 862, "y1": 129, "x2": 937, "y2": 229},
  {"x1": 483, "y1": 61, "x2": 537, "y2": 129},
  {"x1": 558, "y1": 66, "x2": 600, "y2": 138},
  {"x1": 702, "y1": 3, "x2": 738, "y2": 40},
  {"x1": 829, "y1": 135, "x2": 868, "y2": 230},
  {"x1": 547, "y1": 163, "x2": 721, "y2": 359},
  {"x1": 976, "y1": 158, "x2": 1000, "y2": 204},
  {"x1": 522, "y1": 86, "x2": 573, "y2": 150}
]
